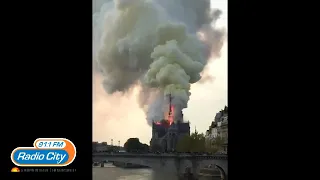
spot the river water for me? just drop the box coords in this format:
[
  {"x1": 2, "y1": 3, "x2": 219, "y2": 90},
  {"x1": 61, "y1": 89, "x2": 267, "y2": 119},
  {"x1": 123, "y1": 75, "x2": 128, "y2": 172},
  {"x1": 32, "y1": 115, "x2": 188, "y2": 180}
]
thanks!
[{"x1": 93, "y1": 163, "x2": 178, "y2": 180}]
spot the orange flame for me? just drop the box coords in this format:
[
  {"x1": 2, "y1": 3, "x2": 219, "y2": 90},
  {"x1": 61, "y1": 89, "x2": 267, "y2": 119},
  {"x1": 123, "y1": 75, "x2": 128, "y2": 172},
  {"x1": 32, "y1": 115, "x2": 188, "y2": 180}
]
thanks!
[
  {"x1": 154, "y1": 105, "x2": 175, "y2": 127},
  {"x1": 167, "y1": 105, "x2": 174, "y2": 125}
]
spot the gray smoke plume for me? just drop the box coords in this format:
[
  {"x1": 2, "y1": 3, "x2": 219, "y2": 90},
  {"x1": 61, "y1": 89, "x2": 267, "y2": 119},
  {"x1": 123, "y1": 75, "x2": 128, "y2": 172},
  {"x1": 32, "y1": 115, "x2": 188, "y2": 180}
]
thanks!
[{"x1": 93, "y1": 0, "x2": 225, "y2": 126}]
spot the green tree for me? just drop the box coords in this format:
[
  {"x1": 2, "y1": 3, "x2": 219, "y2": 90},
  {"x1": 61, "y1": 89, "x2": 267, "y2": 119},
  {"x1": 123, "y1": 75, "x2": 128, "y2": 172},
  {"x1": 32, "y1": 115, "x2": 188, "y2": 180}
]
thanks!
[
  {"x1": 205, "y1": 140, "x2": 219, "y2": 153},
  {"x1": 176, "y1": 135, "x2": 191, "y2": 152},
  {"x1": 206, "y1": 136, "x2": 225, "y2": 153},
  {"x1": 124, "y1": 138, "x2": 141, "y2": 152},
  {"x1": 140, "y1": 143, "x2": 150, "y2": 152},
  {"x1": 124, "y1": 138, "x2": 149, "y2": 153},
  {"x1": 190, "y1": 132, "x2": 206, "y2": 152},
  {"x1": 176, "y1": 132, "x2": 206, "y2": 153},
  {"x1": 208, "y1": 136, "x2": 225, "y2": 153}
]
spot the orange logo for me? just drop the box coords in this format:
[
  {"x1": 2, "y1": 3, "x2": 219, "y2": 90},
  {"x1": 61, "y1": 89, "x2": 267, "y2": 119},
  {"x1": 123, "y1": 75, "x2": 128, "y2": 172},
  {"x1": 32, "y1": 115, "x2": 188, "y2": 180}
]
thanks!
[{"x1": 11, "y1": 167, "x2": 20, "y2": 172}]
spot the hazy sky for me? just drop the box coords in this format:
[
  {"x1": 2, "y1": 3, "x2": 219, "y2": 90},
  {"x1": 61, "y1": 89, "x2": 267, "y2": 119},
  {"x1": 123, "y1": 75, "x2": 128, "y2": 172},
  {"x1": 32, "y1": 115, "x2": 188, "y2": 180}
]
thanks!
[{"x1": 93, "y1": 0, "x2": 227, "y2": 146}]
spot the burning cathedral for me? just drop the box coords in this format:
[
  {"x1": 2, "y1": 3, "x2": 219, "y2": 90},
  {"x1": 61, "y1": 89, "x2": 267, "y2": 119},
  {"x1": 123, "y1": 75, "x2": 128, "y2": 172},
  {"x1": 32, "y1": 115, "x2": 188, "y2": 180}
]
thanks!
[{"x1": 150, "y1": 94, "x2": 190, "y2": 152}]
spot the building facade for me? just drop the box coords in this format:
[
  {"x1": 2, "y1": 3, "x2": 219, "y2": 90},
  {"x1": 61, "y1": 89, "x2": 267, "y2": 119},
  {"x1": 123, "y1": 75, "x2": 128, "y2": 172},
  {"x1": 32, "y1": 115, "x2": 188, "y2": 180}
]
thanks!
[
  {"x1": 217, "y1": 114, "x2": 228, "y2": 140},
  {"x1": 92, "y1": 142, "x2": 110, "y2": 152},
  {"x1": 150, "y1": 121, "x2": 190, "y2": 152},
  {"x1": 206, "y1": 121, "x2": 218, "y2": 141},
  {"x1": 205, "y1": 106, "x2": 228, "y2": 153},
  {"x1": 217, "y1": 114, "x2": 228, "y2": 152}
]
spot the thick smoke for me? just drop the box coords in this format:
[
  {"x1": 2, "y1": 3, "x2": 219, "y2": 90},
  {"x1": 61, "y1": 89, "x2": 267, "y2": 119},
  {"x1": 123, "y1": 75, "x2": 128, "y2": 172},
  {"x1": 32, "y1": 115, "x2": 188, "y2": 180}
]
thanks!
[{"x1": 93, "y1": 0, "x2": 225, "y2": 126}]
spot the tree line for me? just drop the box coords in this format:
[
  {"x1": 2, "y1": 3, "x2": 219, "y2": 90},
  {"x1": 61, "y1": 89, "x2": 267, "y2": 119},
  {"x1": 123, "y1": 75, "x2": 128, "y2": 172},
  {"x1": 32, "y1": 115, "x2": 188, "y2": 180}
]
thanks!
[
  {"x1": 124, "y1": 133, "x2": 225, "y2": 153},
  {"x1": 176, "y1": 131, "x2": 226, "y2": 153}
]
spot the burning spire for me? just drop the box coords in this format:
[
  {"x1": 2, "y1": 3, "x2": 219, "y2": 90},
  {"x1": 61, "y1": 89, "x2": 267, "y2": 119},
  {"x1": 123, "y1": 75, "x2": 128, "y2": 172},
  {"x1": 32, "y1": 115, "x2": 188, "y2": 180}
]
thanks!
[
  {"x1": 168, "y1": 94, "x2": 172, "y2": 116},
  {"x1": 153, "y1": 93, "x2": 174, "y2": 127},
  {"x1": 167, "y1": 93, "x2": 174, "y2": 125}
]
